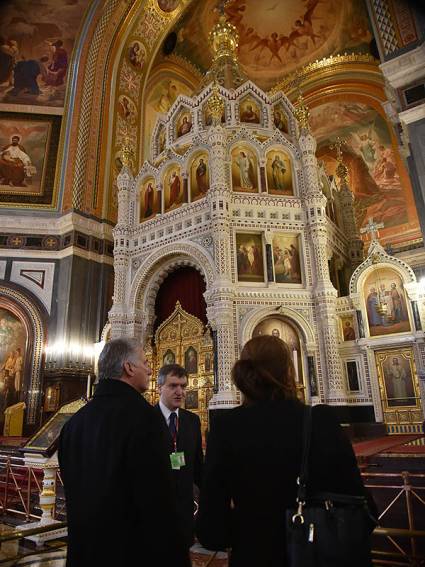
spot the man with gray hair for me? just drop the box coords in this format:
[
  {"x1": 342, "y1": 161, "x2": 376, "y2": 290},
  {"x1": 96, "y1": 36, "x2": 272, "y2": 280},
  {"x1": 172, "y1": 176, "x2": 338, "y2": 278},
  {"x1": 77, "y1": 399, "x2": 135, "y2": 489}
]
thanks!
[{"x1": 58, "y1": 338, "x2": 190, "y2": 567}]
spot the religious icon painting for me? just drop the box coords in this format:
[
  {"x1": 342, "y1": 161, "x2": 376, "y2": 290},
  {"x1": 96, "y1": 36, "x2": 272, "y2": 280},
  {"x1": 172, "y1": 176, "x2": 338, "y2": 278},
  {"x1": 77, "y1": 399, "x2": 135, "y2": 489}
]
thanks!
[
  {"x1": 157, "y1": 0, "x2": 179, "y2": 12},
  {"x1": 204, "y1": 352, "x2": 212, "y2": 373},
  {"x1": 340, "y1": 315, "x2": 356, "y2": 342},
  {"x1": 253, "y1": 317, "x2": 302, "y2": 382},
  {"x1": 265, "y1": 149, "x2": 293, "y2": 195},
  {"x1": 157, "y1": 126, "x2": 166, "y2": 154},
  {"x1": 175, "y1": 110, "x2": 193, "y2": 138},
  {"x1": 118, "y1": 95, "x2": 137, "y2": 125},
  {"x1": 376, "y1": 348, "x2": 418, "y2": 408},
  {"x1": 363, "y1": 268, "x2": 410, "y2": 337},
  {"x1": 190, "y1": 153, "x2": 209, "y2": 201},
  {"x1": 203, "y1": 100, "x2": 225, "y2": 127},
  {"x1": 272, "y1": 234, "x2": 302, "y2": 284},
  {"x1": 231, "y1": 145, "x2": 259, "y2": 193},
  {"x1": 0, "y1": 307, "x2": 26, "y2": 413},
  {"x1": 185, "y1": 346, "x2": 198, "y2": 374},
  {"x1": 236, "y1": 233, "x2": 265, "y2": 283},
  {"x1": 345, "y1": 361, "x2": 360, "y2": 391},
  {"x1": 273, "y1": 103, "x2": 289, "y2": 134},
  {"x1": 128, "y1": 39, "x2": 146, "y2": 70},
  {"x1": 185, "y1": 389, "x2": 198, "y2": 410},
  {"x1": 163, "y1": 165, "x2": 183, "y2": 212},
  {"x1": 140, "y1": 177, "x2": 160, "y2": 221},
  {"x1": 0, "y1": 116, "x2": 52, "y2": 200},
  {"x1": 163, "y1": 349, "x2": 175, "y2": 365},
  {"x1": 239, "y1": 97, "x2": 261, "y2": 124}
]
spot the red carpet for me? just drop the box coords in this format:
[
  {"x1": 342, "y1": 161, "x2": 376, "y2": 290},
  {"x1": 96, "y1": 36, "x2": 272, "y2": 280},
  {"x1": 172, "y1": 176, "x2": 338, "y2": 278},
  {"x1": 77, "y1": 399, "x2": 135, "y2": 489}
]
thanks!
[{"x1": 353, "y1": 434, "x2": 423, "y2": 458}]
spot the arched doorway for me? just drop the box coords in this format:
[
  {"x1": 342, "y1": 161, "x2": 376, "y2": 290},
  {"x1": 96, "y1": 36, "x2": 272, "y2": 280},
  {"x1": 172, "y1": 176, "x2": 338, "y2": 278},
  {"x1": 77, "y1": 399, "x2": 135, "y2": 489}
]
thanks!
[
  {"x1": 0, "y1": 285, "x2": 46, "y2": 428},
  {"x1": 143, "y1": 267, "x2": 213, "y2": 436},
  {"x1": 144, "y1": 302, "x2": 214, "y2": 437},
  {"x1": 252, "y1": 316, "x2": 306, "y2": 401}
]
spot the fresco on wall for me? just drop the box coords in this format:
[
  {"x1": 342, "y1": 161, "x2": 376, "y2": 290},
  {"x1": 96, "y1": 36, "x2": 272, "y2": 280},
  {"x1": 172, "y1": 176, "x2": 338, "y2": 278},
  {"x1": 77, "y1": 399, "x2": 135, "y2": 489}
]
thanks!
[
  {"x1": 0, "y1": 117, "x2": 51, "y2": 196},
  {"x1": 363, "y1": 268, "x2": 410, "y2": 337},
  {"x1": 231, "y1": 145, "x2": 258, "y2": 192},
  {"x1": 265, "y1": 149, "x2": 293, "y2": 195},
  {"x1": 118, "y1": 95, "x2": 137, "y2": 125},
  {"x1": 0, "y1": 0, "x2": 89, "y2": 109},
  {"x1": 128, "y1": 40, "x2": 146, "y2": 71},
  {"x1": 272, "y1": 233, "x2": 302, "y2": 284},
  {"x1": 190, "y1": 153, "x2": 209, "y2": 201},
  {"x1": 163, "y1": 165, "x2": 183, "y2": 212},
  {"x1": 171, "y1": 0, "x2": 373, "y2": 90},
  {"x1": 311, "y1": 100, "x2": 419, "y2": 241},
  {"x1": 140, "y1": 177, "x2": 160, "y2": 221},
  {"x1": 0, "y1": 307, "x2": 26, "y2": 411},
  {"x1": 236, "y1": 233, "x2": 264, "y2": 282},
  {"x1": 145, "y1": 77, "x2": 193, "y2": 159}
]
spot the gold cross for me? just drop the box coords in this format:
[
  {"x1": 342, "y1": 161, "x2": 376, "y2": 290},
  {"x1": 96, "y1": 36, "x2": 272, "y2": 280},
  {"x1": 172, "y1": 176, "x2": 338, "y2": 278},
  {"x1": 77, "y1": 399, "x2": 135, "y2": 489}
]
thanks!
[{"x1": 330, "y1": 136, "x2": 347, "y2": 162}]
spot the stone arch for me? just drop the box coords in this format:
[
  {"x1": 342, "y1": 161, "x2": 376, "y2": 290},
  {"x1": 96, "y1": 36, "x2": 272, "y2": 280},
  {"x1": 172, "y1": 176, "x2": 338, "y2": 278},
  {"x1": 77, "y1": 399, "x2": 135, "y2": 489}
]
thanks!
[
  {"x1": 0, "y1": 283, "x2": 47, "y2": 425},
  {"x1": 240, "y1": 305, "x2": 315, "y2": 349},
  {"x1": 350, "y1": 254, "x2": 416, "y2": 297},
  {"x1": 130, "y1": 242, "x2": 216, "y2": 319}
]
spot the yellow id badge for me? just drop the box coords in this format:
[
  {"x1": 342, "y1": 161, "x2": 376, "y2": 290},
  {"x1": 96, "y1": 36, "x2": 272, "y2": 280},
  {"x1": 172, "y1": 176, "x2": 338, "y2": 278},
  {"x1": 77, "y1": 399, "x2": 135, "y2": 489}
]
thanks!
[{"x1": 170, "y1": 451, "x2": 185, "y2": 470}]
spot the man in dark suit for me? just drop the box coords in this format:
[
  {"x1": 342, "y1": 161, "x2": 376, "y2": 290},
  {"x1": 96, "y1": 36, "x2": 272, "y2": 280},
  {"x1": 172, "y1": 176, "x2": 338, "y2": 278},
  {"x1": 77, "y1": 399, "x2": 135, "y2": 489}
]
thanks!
[
  {"x1": 156, "y1": 364, "x2": 203, "y2": 550},
  {"x1": 58, "y1": 339, "x2": 189, "y2": 567}
]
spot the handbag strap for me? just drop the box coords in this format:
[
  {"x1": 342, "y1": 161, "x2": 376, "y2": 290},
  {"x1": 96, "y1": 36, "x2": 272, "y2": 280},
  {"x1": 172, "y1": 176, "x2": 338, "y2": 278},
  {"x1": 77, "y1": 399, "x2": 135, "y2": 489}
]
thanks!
[{"x1": 297, "y1": 404, "x2": 312, "y2": 503}]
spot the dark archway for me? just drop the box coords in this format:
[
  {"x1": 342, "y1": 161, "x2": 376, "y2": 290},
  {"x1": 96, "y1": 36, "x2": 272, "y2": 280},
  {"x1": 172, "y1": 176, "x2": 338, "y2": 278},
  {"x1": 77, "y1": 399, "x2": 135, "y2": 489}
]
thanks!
[{"x1": 154, "y1": 266, "x2": 207, "y2": 333}]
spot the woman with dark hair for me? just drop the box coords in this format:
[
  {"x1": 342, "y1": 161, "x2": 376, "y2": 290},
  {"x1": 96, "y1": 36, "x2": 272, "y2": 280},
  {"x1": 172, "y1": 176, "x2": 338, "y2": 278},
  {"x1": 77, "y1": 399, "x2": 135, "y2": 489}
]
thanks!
[{"x1": 197, "y1": 335, "x2": 372, "y2": 567}]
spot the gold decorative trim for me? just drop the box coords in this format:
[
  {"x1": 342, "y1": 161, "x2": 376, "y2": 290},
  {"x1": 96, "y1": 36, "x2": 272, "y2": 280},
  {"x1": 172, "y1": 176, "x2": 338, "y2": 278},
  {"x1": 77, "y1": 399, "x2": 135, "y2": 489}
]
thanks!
[
  {"x1": 269, "y1": 53, "x2": 380, "y2": 96},
  {"x1": 58, "y1": 399, "x2": 87, "y2": 414}
]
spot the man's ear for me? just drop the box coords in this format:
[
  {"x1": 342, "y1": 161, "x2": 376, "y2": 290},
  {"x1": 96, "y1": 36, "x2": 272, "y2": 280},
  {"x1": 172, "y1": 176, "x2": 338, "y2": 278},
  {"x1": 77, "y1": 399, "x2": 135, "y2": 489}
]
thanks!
[{"x1": 123, "y1": 360, "x2": 133, "y2": 377}]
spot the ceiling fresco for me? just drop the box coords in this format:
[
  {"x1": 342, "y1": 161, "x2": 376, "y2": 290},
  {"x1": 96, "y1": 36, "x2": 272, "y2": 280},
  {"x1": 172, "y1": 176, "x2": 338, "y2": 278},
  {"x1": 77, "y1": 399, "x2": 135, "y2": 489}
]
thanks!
[{"x1": 170, "y1": 0, "x2": 373, "y2": 90}]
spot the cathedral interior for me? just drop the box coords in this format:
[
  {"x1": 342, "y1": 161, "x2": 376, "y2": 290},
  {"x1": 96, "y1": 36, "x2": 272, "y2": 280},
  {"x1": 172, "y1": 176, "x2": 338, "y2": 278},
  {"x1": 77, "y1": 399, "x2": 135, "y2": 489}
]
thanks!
[{"x1": 0, "y1": 0, "x2": 425, "y2": 564}]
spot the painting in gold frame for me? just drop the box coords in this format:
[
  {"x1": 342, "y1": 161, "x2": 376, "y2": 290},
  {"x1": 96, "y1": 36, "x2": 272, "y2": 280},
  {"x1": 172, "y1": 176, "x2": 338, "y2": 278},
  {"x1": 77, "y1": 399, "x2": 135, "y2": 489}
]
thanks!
[
  {"x1": 272, "y1": 233, "x2": 302, "y2": 284},
  {"x1": 163, "y1": 166, "x2": 184, "y2": 212},
  {"x1": 265, "y1": 149, "x2": 293, "y2": 195},
  {"x1": 235, "y1": 232, "x2": 264, "y2": 283},
  {"x1": 273, "y1": 103, "x2": 288, "y2": 134},
  {"x1": 140, "y1": 177, "x2": 160, "y2": 221},
  {"x1": 231, "y1": 145, "x2": 259, "y2": 193},
  {"x1": 190, "y1": 153, "x2": 209, "y2": 201},
  {"x1": 239, "y1": 97, "x2": 261, "y2": 124},
  {"x1": 375, "y1": 348, "x2": 418, "y2": 408},
  {"x1": 340, "y1": 315, "x2": 356, "y2": 342},
  {"x1": 363, "y1": 268, "x2": 410, "y2": 337},
  {"x1": 175, "y1": 110, "x2": 193, "y2": 138},
  {"x1": 0, "y1": 112, "x2": 61, "y2": 207}
]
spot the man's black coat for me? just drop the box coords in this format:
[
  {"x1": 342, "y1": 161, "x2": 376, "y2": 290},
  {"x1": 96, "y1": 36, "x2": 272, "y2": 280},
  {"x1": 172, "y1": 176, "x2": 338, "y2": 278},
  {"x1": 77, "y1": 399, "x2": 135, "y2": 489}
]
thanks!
[
  {"x1": 58, "y1": 379, "x2": 189, "y2": 567},
  {"x1": 155, "y1": 405, "x2": 203, "y2": 548}
]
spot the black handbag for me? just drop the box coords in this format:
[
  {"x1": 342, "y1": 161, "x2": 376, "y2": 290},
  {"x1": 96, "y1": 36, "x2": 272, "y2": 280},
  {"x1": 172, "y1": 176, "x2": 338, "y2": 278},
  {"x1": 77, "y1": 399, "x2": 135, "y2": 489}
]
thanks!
[{"x1": 285, "y1": 405, "x2": 377, "y2": 567}]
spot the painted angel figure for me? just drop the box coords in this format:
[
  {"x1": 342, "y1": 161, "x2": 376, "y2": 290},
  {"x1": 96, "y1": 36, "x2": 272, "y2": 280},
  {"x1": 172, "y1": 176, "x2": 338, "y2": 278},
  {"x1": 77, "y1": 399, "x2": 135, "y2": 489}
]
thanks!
[{"x1": 236, "y1": 151, "x2": 255, "y2": 190}]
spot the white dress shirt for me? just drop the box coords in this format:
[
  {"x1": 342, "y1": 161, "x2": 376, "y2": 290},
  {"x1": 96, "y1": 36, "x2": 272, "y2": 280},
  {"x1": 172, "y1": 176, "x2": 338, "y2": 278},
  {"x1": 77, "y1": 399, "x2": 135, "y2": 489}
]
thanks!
[{"x1": 159, "y1": 400, "x2": 179, "y2": 427}]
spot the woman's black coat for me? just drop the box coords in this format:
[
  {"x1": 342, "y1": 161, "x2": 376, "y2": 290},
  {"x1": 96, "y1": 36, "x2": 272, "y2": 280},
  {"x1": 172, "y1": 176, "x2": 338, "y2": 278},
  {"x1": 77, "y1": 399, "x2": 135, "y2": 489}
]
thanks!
[{"x1": 196, "y1": 399, "x2": 369, "y2": 567}]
